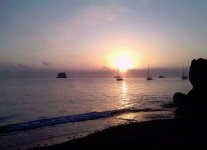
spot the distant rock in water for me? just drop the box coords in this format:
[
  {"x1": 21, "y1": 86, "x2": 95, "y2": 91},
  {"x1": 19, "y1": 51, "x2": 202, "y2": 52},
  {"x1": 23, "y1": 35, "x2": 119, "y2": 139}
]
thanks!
[
  {"x1": 57, "y1": 72, "x2": 67, "y2": 78},
  {"x1": 173, "y1": 58, "x2": 207, "y2": 116}
]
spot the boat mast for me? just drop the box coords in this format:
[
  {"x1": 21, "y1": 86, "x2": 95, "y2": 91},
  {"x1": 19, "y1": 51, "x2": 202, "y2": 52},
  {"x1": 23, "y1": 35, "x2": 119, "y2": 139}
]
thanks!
[
  {"x1": 182, "y1": 66, "x2": 185, "y2": 77},
  {"x1": 117, "y1": 67, "x2": 120, "y2": 76},
  {"x1": 148, "y1": 64, "x2": 150, "y2": 78}
]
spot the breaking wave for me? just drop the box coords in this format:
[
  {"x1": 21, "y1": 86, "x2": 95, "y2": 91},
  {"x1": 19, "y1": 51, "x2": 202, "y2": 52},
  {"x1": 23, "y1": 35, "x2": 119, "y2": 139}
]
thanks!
[{"x1": 0, "y1": 108, "x2": 164, "y2": 134}]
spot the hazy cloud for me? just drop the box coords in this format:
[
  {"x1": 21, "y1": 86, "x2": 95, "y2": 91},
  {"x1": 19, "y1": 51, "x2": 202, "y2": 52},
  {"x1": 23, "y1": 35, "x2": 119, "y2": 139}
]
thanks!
[
  {"x1": 73, "y1": 5, "x2": 126, "y2": 26},
  {"x1": 0, "y1": 61, "x2": 186, "y2": 79},
  {"x1": 42, "y1": 61, "x2": 51, "y2": 66}
]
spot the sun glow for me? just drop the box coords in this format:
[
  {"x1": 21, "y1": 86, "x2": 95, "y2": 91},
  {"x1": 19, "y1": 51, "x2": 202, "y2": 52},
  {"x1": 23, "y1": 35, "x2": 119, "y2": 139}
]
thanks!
[
  {"x1": 107, "y1": 48, "x2": 139, "y2": 72},
  {"x1": 114, "y1": 55, "x2": 133, "y2": 72}
]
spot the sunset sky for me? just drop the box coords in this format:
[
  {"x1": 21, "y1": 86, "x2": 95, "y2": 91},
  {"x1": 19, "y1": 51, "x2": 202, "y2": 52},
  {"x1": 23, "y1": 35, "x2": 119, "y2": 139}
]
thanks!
[{"x1": 0, "y1": 0, "x2": 207, "y2": 74}]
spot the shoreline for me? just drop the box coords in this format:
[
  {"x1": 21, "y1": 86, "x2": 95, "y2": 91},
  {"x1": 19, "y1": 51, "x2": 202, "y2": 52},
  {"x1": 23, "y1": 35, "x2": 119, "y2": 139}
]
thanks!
[
  {"x1": 0, "y1": 110, "x2": 174, "y2": 150},
  {"x1": 31, "y1": 117, "x2": 207, "y2": 150}
]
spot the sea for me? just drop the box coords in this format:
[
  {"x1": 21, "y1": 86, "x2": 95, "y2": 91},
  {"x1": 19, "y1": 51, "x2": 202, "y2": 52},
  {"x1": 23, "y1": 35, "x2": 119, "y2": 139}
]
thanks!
[{"x1": 0, "y1": 78, "x2": 191, "y2": 150}]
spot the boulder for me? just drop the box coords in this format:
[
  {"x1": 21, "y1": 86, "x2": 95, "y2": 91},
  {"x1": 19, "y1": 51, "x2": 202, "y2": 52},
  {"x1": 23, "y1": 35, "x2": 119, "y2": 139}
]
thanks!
[
  {"x1": 189, "y1": 58, "x2": 207, "y2": 89},
  {"x1": 173, "y1": 58, "x2": 207, "y2": 116}
]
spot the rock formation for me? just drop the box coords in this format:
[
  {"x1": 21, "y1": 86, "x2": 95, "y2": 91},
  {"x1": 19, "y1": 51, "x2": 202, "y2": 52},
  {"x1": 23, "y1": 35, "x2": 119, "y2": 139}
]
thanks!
[
  {"x1": 173, "y1": 58, "x2": 207, "y2": 116},
  {"x1": 57, "y1": 72, "x2": 67, "y2": 78}
]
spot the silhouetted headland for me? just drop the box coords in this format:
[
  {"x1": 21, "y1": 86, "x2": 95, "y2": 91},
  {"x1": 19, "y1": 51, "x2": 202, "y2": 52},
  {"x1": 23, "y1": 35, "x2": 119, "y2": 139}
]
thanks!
[
  {"x1": 57, "y1": 72, "x2": 67, "y2": 78},
  {"x1": 173, "y1": 58, "x2": 207, "y2": 116}
]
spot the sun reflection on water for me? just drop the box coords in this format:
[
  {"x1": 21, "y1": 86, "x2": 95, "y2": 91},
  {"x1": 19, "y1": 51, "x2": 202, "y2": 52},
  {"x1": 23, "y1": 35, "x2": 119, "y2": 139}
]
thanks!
[
  {"x1": 116, "y1": 113, "x2": 136, "y2": 122},
  {"x1": 119, "y1": 81, "x2": 130, "y2": 108}
]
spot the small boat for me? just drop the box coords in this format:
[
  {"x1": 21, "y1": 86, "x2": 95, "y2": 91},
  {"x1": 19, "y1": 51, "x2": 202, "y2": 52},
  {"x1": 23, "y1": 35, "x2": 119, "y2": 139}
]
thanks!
[
  {"x1": 114, "y1": 68, "x2": 124, "y2": 81},
  {"x1": 116, "y1": 77, "x2": 124, "y2": 81},
  {"x1": 181, "y1": 67, "x2": 188, "y2": 80},
  {"x1": 147, "y1": 76, "x2": 153, "y2": 80},
  {"x1": 146, "y1": 64, "x2": 153, "y2": 80},
  {"x1": 181, "y1": 76, "x2": 188, "y2": 80},
  {"x1": 158, "y1": 75, "x2": 165, "y2": 78}
]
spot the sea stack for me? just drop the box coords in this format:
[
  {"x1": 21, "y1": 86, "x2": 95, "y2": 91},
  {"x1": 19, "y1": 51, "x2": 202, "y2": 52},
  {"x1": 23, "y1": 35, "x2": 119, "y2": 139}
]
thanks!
[
  {"x1": 57, "y1": 72, "x2": 67, "y2": 78},
  {"x1": 173, "y1": 58, "x2": 207, "y2": 116}
]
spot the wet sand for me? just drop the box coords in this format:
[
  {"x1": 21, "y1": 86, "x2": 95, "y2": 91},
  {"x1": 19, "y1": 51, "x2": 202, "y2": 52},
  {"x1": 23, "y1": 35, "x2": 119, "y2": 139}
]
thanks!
[{"x1": 32, "y1": 118, "x2": 207, "y2": 150}]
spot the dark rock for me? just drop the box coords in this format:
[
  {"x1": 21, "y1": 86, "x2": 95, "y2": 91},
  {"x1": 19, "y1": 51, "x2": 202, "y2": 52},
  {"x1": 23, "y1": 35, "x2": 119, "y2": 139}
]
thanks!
[
  {"x1": 173, "y1": 58, "x2": 207, "y2": 116},
  {"x1": 173, "y1": 92, "x2": 187, "y2": 107},
  {"x1": 57, "y1": 72, "x2": 67, "y2": 78},
  {"x1": 189, "y1": 58, "x2": 207, "y2": 88}
]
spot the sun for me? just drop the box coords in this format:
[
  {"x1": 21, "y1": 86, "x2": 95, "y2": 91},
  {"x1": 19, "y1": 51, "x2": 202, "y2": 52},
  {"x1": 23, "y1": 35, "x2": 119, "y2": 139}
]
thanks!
[
  {"x1": 107, "y1": 49, "x2": 138, "y2": 72},
  {"x1": 114, "y1": 55, "x2": 133, "y2": 72}
]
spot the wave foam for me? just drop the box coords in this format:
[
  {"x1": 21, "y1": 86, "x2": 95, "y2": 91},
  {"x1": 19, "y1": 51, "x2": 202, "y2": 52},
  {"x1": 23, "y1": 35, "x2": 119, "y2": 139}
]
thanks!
[{"x1": 0, "y1": 108, "x2": 163, "y2": 134}]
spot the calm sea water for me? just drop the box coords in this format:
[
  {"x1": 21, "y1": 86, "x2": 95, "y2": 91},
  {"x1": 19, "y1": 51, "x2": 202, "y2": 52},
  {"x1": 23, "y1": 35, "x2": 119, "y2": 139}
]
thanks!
[{"x1": 0, "y1": 78, "x2": 191, "y2": 150}]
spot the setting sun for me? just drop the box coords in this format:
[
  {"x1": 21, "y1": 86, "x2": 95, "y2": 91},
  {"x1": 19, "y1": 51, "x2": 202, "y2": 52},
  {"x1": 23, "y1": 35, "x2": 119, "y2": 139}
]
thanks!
[
  {"x1": 114, "y1": 55, "x2": 133, "y2": 72},
  {"x1": 107, "y1": 48, "x2": 139, "y2": 72}
]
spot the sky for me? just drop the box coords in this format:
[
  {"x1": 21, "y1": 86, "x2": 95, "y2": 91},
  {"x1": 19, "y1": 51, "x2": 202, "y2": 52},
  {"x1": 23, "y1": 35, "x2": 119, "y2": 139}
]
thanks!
[{"x1": 0, "y1": 0, "x2": 207, "y2": 77}]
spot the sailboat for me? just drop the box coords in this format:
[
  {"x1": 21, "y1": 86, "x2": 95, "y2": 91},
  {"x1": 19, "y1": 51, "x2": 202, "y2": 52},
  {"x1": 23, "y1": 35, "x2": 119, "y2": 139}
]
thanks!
[
  {"x1": 113, "y1": 68, "x2": 121, "y2": 79},
  {"x1": 146, "y1": 64, "x2": 153, "y2": 80},
  {"x1": 114, "y1": 68, "x2": 124, "y2": 81},
  {"x1": 158, "y1": 75, "x2": 165, "y2": 78},
  {"x1": 117, "y1": 77, "x2": 124, "y2": 81},
  {"x1": 181, "y1": 67, "x2": 188, "y2": 80}
]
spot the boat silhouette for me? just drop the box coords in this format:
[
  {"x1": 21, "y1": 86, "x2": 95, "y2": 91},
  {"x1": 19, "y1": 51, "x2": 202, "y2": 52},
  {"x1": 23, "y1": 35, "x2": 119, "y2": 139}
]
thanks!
[
  {"x1": 181, "y1": 67, "x2": 188, "y2": 80},
  {"x1": 114, "y1": 68, "x2": 124, "y2": 81},
  {"x1": 116, "y1": 77, "x2": 124, "y2": 81},
  {"x1": 158, "y1": 75, "x2": 165, "y2": 78},
  {"x1": 146, "y1": 64, "x2": 153, "y2": 80}
]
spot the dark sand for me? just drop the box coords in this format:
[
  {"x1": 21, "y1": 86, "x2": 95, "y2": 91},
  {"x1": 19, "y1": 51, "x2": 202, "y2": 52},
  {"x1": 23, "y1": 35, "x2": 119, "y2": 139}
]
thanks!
[{"x1": 32, "y1": 118, "x2": 207, "y2": 150}]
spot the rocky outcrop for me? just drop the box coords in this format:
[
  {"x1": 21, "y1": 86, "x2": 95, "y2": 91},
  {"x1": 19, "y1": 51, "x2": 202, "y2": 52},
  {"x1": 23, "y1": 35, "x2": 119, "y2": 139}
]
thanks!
[
  {"x1": 173, "y1": 58, "x2": 207, "y2": 116},
  {"x1": 57, "y1": 72, "x2": 67, "y2": 78}
]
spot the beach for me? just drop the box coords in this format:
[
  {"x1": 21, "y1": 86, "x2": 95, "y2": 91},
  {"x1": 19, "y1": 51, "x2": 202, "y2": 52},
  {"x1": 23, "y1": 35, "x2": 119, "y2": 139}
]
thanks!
[{"x1": 33, "y1": 118, "x2": 207, "y2": 150}]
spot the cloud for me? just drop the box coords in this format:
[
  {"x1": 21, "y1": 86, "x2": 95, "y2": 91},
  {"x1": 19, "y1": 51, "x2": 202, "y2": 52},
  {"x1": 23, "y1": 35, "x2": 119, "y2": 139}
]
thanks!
[
  {"x1": 9, "y1": 63, "x2": 36, "y2": 71},
  {"x1": 42, "y1": 61, "x2": 51, "y2": 66},
  {"x1": 0, "y1": 61, "x2": 186, "y2": 78},
  {"x1": 72, "y1": 5, "x2": 126, "y2": 26}
]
